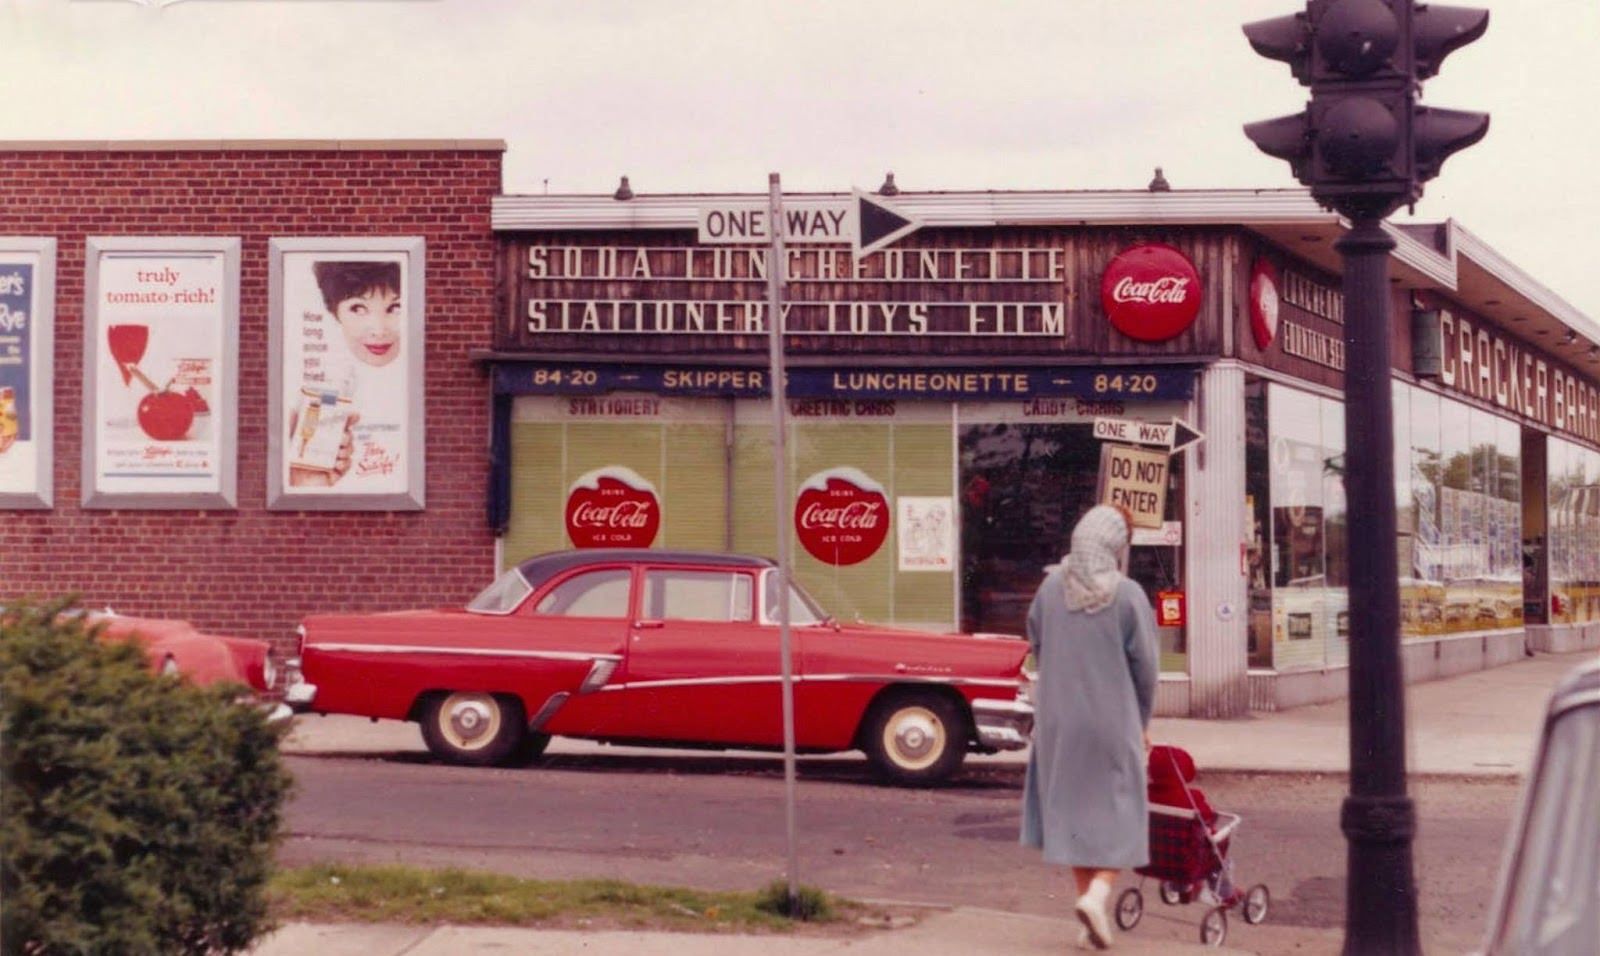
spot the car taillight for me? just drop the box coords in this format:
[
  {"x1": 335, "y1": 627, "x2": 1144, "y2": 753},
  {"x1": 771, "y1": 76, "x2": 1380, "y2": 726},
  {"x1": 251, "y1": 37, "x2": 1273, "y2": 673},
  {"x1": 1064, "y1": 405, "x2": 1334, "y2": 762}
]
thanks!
[{"x1": 261, "y1": 653, "x2": 279, "y2": 692}]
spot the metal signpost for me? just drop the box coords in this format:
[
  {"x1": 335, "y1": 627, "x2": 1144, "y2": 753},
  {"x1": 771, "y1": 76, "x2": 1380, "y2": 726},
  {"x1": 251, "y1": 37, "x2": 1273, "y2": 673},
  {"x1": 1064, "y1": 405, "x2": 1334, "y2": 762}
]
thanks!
[{"x1": 764, "y1": 172, "x2": 802, "y2": 914}]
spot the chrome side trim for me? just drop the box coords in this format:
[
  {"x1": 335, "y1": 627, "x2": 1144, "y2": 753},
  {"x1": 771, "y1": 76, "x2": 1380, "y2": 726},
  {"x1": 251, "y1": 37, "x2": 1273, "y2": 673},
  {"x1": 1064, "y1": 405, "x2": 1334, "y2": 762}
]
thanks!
[
  {"x1": 578, "y1": 658, "x2": 619, "y2": 694},
  {"x1": 527, "y1": 691, "x2": 570, "y2": 732},
  {"x1": 309, "y1": 643, "x2": 622, "y2": 664},
  {"x1": 593, "y1": 673, "x2": 1024, "y2": 692}
]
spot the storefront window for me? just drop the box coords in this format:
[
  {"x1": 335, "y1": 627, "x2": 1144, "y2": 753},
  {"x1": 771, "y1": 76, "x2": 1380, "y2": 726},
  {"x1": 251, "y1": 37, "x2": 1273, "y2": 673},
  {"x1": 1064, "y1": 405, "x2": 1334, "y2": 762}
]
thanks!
[
  {"x1": 1405, "y1": 386, "x2": 1447, "y2": 636},
  {"x1": 504, "y1": 390, "x2": 1196, "y2": 656},
  {"x1": 1549, "y1": 438, "x2": 1600, "y2": 624},
  {"x1": 956, "y1": 401, "x2": 1187, "y2": 672},
  {"x1": 1245, "y1": 379, "x2": 1272, "y2": 668},
  {"x1": 1398, "y1": 384, "x2": 1526, "y2": 635},
  {"x1": 730, "y1": 400, "x2": 955, "y2": 630},
  {"x1": 1264, "y1": 384, "x2": 1347, "y2": 672}
]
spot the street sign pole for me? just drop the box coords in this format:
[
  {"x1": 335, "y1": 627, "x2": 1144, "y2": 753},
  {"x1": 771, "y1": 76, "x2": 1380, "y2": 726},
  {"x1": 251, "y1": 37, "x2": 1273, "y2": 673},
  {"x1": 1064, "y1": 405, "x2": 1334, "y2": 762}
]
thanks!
[{"x1": 765, "y1": 173, "x2": 802, "y2": 914}]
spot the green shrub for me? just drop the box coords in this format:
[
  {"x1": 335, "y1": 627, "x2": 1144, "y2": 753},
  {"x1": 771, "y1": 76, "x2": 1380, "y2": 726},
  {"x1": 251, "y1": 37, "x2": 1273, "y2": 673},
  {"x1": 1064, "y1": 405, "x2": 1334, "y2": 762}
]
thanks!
[{"x1": 1, "y1": 599, "x2": 294, "y2": 955}]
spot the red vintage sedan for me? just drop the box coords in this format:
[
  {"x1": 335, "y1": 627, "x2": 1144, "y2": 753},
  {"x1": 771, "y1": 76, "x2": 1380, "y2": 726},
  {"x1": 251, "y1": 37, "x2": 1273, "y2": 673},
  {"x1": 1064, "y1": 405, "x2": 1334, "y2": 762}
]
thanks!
[
  {"x1": 88, "y1": 611, "x2": 283, "y2": 696},
  {"x1": 286, "y1": 549, "x2": 1034, "y2": 785}
]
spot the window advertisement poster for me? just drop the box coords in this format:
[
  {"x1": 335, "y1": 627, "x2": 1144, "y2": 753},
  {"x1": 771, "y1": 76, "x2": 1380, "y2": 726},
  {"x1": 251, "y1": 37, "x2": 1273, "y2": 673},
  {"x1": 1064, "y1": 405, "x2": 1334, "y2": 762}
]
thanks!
[
  {"x1": 897, "y1": 496, "x2": 955, "y2": 572},
  {"x1": 266, "y1": 237, "x2": 425, "y2": 511},
  {"x1": 0, "y1": 238, "x2": 55, "y2": 509},
  {"x1": 81, "y1": 237, "x2": 239, "y2": 509}
]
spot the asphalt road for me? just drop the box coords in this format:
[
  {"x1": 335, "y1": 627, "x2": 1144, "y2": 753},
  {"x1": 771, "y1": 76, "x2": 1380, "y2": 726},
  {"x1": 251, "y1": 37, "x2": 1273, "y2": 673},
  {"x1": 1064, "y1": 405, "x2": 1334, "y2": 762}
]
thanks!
[{"x1": 279, "y1": 751, "x2": 1519, "y2": 954}]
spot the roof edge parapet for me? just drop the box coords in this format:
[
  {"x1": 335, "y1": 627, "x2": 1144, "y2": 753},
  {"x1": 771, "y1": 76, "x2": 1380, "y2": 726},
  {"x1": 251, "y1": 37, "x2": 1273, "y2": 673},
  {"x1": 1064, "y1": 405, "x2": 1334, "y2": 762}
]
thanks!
[
  {"x1": 1447, "y1": 221, "x2": 1597, "y2": 340},
  {"x1": 1, "y1": 139, "x2": 507, "y2": 152}
]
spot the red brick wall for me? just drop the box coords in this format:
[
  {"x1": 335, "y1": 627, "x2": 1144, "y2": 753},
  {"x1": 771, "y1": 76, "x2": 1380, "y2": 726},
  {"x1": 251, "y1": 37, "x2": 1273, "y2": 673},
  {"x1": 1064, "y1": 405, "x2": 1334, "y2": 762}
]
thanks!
[{"x1": 0, "y1": 142, "x2": 504, "y2": 655}]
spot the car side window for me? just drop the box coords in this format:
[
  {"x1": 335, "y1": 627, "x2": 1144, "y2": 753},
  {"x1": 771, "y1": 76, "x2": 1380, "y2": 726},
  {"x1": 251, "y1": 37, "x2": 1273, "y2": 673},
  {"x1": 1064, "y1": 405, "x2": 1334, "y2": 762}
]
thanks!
[
  {"x1": 1496, "y1": 702, "x2": 1600, "y2": 954},
  {"x1": 642, "y1": 570, "x2": 752, "y2": 623},
  {"x1": 534, "y1": 568, "x2": 632, "y2": 618}
]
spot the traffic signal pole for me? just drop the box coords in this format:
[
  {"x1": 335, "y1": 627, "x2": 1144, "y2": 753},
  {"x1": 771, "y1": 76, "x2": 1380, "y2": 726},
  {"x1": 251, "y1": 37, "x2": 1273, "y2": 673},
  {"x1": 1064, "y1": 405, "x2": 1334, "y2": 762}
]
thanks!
[
  {"x1": 1242, "y1": 5, "x2": 1489, "y2": 953},
  {"x1": 1335, "y1": 217, "x2": 1419, "y2": 956}
]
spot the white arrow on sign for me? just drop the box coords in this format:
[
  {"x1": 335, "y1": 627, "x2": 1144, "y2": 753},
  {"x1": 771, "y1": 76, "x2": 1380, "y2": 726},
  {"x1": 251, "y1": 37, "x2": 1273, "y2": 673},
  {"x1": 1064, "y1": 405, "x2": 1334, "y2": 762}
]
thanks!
[{"x1": 1093, "y1": 416, "x2": 1205, "y2": 454}]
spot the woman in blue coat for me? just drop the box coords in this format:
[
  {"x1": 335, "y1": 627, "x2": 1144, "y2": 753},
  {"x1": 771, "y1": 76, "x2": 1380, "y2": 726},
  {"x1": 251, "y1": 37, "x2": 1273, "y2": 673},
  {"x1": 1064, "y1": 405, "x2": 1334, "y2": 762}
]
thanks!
[{"x1": 1020, "y1": 504, "x2": 1159, "y2": 949}]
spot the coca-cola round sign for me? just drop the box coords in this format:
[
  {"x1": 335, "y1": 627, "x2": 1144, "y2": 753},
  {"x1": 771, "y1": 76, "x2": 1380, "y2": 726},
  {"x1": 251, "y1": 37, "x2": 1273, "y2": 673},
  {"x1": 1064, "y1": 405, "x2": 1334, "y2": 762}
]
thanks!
[
  {"x1": 1249, "y1": 256, "x2": 1281, "y2": 350},
  {"x1": 794, "y1": 466, "x2": 890, "y2": 566},
  {"x1": 1100, "y1": 243, "x2": 1202, "y2": 342},
  {"x1": 565, "y1": 466, "x2": 661, "y2": 549}
]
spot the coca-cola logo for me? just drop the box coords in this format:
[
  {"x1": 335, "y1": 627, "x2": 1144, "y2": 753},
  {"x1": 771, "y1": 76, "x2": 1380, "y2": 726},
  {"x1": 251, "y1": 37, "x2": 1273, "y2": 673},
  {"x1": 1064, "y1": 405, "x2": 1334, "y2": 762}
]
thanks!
[
  {"x1": 1249, "y1": 256, "x2": 1281, "y2": 350},
  {"x1": 1100, "y1": 243, "x2": 1202, "y2": 342},
  {"x1": 794, "y1": 467, "x2": 889, "y2": 566},
  {"x1": 565, "y1": 466, "x2": 661, "y2": 549}
]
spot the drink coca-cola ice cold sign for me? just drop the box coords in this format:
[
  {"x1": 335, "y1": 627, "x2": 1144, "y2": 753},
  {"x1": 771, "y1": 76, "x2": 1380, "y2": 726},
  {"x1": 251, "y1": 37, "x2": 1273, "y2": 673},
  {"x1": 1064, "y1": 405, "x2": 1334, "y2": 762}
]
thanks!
[
  {"x1": 1100, "y1": 243, "x2": 1202, "y2": 342},
  {"x1": 565, "y1": 466, "x2": 661, "y2": 549},
  {"x1": 1249, "y1": 256, "x2": 1281, "y2": 350},
  {"x1": 794, "y1": 466, "x2": 890, "y2": 566}
]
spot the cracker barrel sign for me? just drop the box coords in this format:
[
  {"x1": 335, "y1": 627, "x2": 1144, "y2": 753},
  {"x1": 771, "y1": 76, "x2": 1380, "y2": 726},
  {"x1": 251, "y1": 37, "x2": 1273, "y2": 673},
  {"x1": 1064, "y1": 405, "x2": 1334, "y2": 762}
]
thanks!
[{"x1": 1097, "y1": 443, "x2": 1169, "y2": 529}]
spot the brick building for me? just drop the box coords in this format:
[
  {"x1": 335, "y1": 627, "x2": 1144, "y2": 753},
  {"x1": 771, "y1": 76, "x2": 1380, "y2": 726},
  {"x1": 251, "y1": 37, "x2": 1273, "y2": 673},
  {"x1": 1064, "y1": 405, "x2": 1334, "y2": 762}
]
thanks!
[{"x1": 1, "y1": 140, "x2": 504, "y2": 654}]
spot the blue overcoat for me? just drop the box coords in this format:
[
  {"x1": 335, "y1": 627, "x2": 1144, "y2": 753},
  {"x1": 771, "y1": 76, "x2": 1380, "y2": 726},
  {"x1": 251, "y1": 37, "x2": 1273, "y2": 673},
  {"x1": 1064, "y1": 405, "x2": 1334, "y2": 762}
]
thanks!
[{"x1": 1019, "y1": 570, "x2": 1159, "y2": 868}]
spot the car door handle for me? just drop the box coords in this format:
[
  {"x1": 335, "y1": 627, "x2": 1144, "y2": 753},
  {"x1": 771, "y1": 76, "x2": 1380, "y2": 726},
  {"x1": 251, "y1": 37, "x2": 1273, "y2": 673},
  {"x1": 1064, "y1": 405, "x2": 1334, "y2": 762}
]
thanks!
[{"x1": 633, "y1": 620, "x2": 664, "y2": 630}]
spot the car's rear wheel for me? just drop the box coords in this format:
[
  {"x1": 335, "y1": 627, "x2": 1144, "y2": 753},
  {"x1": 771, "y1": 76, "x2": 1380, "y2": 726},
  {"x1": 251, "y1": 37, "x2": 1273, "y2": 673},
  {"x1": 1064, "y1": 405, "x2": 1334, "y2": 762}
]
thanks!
[
  {"x1": 420, "y1": 692, "x2": 526, "y2": 766},
  {"x1": 861, "y1": 690, "x2": 967, "y2": 786}
]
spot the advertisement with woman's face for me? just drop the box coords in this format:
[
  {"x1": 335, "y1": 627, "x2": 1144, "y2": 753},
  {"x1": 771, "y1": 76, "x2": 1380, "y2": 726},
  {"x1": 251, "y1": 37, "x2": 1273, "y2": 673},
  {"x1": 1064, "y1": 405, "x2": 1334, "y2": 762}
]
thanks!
[{"x1": 268, "y1": 238, "x2": 425, "y2": 511}]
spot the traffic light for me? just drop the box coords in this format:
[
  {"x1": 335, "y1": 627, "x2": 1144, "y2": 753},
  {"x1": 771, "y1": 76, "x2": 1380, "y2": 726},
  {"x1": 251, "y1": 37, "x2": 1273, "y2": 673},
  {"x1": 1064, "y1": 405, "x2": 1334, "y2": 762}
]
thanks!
[{"x1": 1242, "y1": 1, "x2": 1490, "y2": 220}]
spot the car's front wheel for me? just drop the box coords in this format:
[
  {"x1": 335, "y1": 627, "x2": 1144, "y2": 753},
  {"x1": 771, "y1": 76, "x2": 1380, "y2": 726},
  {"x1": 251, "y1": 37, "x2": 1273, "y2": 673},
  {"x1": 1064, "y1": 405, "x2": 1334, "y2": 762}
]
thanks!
[
  {"x1": 861, "y1": 690, "x2": 967, "y2": 786},
  {"x1": 420, "y1": 691, "x2": 526, "y2": 766}
]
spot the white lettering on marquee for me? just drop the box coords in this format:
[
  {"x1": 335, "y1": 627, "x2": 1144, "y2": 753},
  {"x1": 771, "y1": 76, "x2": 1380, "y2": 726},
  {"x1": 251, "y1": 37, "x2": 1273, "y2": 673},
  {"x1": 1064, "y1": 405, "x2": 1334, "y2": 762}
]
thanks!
[{"x1": 1437, "y1": 308, "x2": 1599, "y2": 443}]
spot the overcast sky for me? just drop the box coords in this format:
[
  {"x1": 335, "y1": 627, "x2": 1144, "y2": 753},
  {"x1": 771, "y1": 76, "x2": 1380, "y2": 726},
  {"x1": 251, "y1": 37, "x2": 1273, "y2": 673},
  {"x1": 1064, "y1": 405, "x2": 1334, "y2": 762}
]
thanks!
[{"x1": 9, "y1": 0, "x2": 1600, "y2": 328}]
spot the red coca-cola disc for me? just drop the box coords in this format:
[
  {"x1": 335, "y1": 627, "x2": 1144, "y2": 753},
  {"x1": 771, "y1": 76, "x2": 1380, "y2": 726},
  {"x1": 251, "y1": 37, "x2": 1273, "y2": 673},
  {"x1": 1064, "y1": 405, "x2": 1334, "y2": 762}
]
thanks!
[
  {"x1": 565, "y1": 466, "x2": 661, "y2": 549},
  {"x1": 1249, "y1": 256, "x2": 1281, "y2": 350},
  {"x1": 794, "y1": 467, "x2": 890, "y2": 566},
  {"x1": 1100, "y1": 243, "x2": 1202, "y2": 342}
]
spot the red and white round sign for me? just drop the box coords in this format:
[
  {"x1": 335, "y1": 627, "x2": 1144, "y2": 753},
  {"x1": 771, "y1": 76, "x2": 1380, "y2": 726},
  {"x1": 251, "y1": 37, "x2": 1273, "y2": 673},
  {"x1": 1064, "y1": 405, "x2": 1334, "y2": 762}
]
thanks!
[
  {"x1": 794, "y1": 466, "x2": 889, "y2": 566},
  {"x1": 565, "y1": 466, "x2": 661, "y2": 549},
  {"x1": 1249, "y1": 256, "x2": 1282, "y2": 350},
  {"x1": 1100, "y1": 243, "x2": 1202, "y2": 342}
]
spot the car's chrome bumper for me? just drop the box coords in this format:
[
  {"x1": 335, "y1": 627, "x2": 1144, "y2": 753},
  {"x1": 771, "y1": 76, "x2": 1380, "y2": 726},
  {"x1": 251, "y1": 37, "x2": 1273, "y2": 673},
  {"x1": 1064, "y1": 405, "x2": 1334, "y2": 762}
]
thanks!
[
  {"x1": 262, "y1": 701, "x2": 295, "y2": 728},
  {"x1": 972, "y1": 696, "x2": 1034, "y2": 751},
  {"x1": 282, "y1": 657, "x2": 318, "y2": 712}
]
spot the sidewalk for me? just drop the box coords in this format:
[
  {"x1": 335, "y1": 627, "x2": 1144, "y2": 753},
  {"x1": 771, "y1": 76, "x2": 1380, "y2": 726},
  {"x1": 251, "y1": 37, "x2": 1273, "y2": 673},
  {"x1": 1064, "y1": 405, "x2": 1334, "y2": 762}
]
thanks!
[{"x1": 256, "y1": 647, "x2": 1596, "y2": 956}]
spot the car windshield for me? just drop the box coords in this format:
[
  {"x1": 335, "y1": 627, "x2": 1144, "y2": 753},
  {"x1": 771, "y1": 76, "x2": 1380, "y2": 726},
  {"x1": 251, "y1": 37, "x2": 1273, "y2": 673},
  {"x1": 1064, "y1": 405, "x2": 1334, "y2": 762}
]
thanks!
[
  {"x1": 465, "y1": 568, "x2": 534, "y2": 615},
  {"x1": 760, "y1": 569, "x2": 827, "y2": 626},
  {"x1": 1490, "y1": 699, "x2": 1600, "y2": 955}
]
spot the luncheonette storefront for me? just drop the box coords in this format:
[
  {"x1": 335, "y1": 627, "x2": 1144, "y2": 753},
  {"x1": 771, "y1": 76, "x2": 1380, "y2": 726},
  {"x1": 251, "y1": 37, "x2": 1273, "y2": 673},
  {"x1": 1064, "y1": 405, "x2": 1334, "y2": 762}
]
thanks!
[
  {"x1": 483, "y1": 187, "x2": 1599, "y2": 718},
  {"x1": 8, "y1": 146, "x2": 1592, "y2": 718}
]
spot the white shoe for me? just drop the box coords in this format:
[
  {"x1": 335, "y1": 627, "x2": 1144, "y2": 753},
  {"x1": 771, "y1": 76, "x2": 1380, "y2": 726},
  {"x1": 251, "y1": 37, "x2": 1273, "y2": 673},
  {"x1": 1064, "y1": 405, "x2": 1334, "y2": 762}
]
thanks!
[{"x1": 1074, "y1": 896, "x2": 1114, "y2": 950}]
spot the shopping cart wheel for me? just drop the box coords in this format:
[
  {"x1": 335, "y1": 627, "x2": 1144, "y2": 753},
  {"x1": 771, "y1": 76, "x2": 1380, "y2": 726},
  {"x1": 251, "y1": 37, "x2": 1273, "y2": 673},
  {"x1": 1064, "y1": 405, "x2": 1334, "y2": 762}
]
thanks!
[
  {"x1": 1242, "y1": 884, "x2": 1270, "y2": 924},
  {"x1": 1159, "y1": 880, "x2": 1185, "y2": 905},
  {"x1": 1114, "y1": 887, "x2": 1144, "y2": 930},
  {"x1": 1200, "y1": 906, "x2": 1228, "y2": 946}
]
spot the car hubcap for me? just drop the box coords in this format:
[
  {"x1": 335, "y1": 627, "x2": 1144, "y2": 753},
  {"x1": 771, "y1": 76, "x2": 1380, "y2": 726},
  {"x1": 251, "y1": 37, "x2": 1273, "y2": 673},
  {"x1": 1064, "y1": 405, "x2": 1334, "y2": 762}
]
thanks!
[
  {"x1": 441, "y1": 694, "x2": 500, "y2": 750},
  {"x1": 888, "y1": 706, "x2": 944, "y2": 769}
]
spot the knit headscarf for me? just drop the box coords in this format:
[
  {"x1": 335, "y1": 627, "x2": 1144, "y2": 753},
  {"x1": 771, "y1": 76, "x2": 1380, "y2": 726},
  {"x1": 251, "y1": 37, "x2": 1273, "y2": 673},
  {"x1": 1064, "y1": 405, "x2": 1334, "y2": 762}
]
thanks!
[{"x1": 1061, "y1": 504, "x2": 1131, "y2": 613}]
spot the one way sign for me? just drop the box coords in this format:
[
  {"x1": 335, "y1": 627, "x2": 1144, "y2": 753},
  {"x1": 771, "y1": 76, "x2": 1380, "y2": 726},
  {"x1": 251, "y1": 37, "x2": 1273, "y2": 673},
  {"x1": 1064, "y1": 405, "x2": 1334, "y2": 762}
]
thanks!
[{"x1": 1093, "y1": 417, "x2": 1205, "y2": 455}]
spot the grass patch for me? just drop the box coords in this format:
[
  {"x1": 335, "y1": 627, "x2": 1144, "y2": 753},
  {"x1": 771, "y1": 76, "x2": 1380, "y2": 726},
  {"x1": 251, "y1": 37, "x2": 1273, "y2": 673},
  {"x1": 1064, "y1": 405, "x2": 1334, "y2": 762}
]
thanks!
[{"x1": 269, "y1": 865, "x2": 873, "y2": 934}]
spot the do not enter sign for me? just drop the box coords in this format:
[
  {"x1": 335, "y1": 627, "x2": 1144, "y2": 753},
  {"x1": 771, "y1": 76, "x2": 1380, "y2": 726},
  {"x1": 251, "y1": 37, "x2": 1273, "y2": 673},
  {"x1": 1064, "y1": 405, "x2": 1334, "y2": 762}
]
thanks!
[{"x1": 1097, "y1": 443, "x2": 1168, "y2": 529}]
